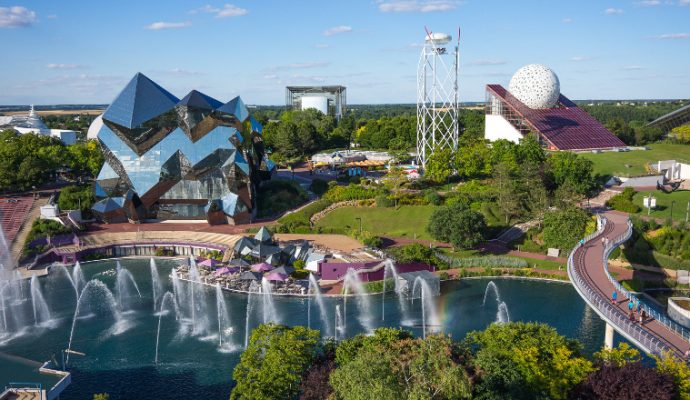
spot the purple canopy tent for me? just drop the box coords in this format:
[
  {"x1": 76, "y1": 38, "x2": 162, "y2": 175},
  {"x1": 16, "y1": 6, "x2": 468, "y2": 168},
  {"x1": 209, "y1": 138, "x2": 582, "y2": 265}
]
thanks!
[
  {"x1": 265, "y1": 272, "x2": 288, "y2": 281},
  {"x1": 199, "y1": 258, "x2": 220, "y2": 267},
  {"x1": 214, "y1": 267, "x2": 231, "y2": 276},
  {"x1": 251, "y1": 262, "x2": 274, "y2": 273}
]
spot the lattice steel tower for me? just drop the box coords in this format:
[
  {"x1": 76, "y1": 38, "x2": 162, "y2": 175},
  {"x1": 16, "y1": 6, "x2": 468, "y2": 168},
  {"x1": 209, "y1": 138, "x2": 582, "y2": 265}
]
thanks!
[{"x1": 416, "y1": 28, "x2": 460, "y2": 169}]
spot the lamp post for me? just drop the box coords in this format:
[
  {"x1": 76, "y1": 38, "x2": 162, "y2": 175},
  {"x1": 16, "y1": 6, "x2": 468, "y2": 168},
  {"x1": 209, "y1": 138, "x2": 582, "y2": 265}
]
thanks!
[
  {"x1": 670, "y1": 200, "x2": 676, "y2": 222},
  {"x1": 355, "y1": 217, "x2": 362, "y2": 235}
]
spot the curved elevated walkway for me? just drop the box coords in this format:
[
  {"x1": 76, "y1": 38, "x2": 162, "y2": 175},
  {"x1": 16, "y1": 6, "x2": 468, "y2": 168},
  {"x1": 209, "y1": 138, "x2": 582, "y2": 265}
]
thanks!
[{"x1": 568, "y1": 211, "x2": 690, "y2": 358}]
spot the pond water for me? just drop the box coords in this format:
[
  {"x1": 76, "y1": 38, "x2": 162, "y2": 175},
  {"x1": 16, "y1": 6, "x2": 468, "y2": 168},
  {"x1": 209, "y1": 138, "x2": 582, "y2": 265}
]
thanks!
[{"x1": 1, "y1": 258, "x2": 614, "y2": 399}]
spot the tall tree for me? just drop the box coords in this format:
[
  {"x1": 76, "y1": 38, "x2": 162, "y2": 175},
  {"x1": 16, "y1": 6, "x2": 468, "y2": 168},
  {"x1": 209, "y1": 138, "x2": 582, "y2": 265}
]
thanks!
[
  {"x1": 231, "y1": 324, "x2": 321, "y2": 400},
  {"x1": 425, "y1": 146, "x2": 454, "y2": 184},
  {"x1": 427, "y1": 202, "x2": 487, "y2": 249}
]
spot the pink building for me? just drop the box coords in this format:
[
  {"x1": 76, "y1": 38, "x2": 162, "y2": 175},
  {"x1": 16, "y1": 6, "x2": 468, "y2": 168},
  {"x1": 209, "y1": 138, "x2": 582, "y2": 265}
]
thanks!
[{"x1": 317, "y1": 260, "x2": 434, "y2": 282}]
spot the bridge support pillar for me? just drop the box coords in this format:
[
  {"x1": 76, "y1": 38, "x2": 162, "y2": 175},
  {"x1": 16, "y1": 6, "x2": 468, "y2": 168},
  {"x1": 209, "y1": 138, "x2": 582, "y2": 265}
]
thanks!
[{"x1": 604, "y1": 322, "x2": 615, "y2": 349}]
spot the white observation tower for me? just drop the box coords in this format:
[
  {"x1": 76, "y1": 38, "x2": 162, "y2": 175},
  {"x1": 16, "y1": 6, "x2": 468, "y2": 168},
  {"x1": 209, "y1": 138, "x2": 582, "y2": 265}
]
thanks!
[{"x1": 416, "y1": 28, "x2": 460, "y2": 169}]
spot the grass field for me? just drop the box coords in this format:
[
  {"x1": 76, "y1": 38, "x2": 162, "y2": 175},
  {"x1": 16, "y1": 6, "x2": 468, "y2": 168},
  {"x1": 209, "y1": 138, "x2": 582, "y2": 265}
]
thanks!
[
  {"x1": 314, "y1": 205, "x2": 435, "y2": 240},
  {"x1": 632, "y1": 190, "x2": 690, "y2": 223},
  {"x1": 579, "y1": 143, "x2": 690, "y2": 177}
]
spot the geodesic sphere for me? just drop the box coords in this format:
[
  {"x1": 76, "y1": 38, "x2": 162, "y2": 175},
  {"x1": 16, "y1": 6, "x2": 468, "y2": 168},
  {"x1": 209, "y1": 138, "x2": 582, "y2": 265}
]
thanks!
[{"x1": 508, "y1": 64, "x2": 560, "y2": 109}]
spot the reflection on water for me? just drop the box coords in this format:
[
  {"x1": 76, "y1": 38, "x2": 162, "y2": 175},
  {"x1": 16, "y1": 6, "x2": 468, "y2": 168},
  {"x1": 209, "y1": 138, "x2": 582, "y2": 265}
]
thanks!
[{"x1": 1, "y1": 259, "x2": 608, "y2": 399}]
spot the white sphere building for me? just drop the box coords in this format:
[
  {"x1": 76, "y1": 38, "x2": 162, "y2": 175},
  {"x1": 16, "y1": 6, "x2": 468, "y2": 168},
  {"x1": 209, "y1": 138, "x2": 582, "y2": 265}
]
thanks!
[
  {"x1": 507, "y1": 64, "x2": 560, "y2": 109},
  {"x1": 484, "y1": 64, "x2": 625, "y2": 151}
]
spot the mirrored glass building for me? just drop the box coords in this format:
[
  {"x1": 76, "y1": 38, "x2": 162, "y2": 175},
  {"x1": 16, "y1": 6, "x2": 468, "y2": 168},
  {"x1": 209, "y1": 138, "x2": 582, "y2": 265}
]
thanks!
[{"x1": 91, "y1": 73, "x2": 275, "y2": 224}]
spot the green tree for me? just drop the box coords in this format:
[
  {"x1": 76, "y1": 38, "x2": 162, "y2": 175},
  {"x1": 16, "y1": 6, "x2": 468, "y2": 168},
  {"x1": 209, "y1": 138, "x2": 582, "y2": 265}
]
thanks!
[
  {"x1": 518, "y1": 135, "x2": 546, "y2": 165},
  {"x1": 455, "y1": 140, "x2": 492, "y2": 178},
  {"x1": 466, "y1": 322, "x2": 593, "y2": 400},
  {"x1": 427, "y1": 202, "x2": 487, "y2": 249},
  {"x1": 571, "y1": 362, "x2": 676, "y2": 400},
  {"x1": 59, "y1": 185, "x2": 95, "y2": 215},
  {"x1": 593, "y1": 342, "x2": 641, "y2": 368},
  {"x1": 547, "y1": 152, "x2": 597, "y2": 196},
  {"x1": 231, "y1": 323, "x2": 321, "y2": 400},
  {"x1": 653, "y1": 351, "x2": 690, "y2": 400},
  {"x1": 543, "y1": 207, "x2": 590, "y2": 252},
  {"x1": 494, "y1": 162, "x2": 525, "y2": 224},
  {"x1": 92, "y1": 394, "x2": 109, "y2": 400},
  {"x1": 331, "y1": 332, "x2": 471, "y2": 400},
  {"x1": 425, "y1": 147, "x2": 454, "y2": 184}
]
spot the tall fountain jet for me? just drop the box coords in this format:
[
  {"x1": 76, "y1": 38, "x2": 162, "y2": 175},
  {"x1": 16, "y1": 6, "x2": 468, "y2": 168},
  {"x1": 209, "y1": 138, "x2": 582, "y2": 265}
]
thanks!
[
  {"x1": 382, "y1": 260, "x2": 408, "y2": 323},
  {"x1": 72, "y1": 262, "x2": 86, "y2": 295},
  {"x1": 412, "y1": 276, "x2": 440, "y2": 339},
  {"x1": 115, "y1": 264, "x2": 142, "y2": 311},
  {"x1": 482, "y1": 281, "x2": 510, "y2": 323},
  {"x1": 215, "y1": 283, "x2": 234, "y2": 351},
  {"x1": 308, "y1": 273, "x2": 330, "y2": 337},
  {"x1": 155, "y1": 291, "x2": 176, "y2": 365},
  {"x1": 30, "y1": 275, "x2": 51, "y2": 326},
  {"x1": 261, "y1": 277, "x2": 278, "y2": 324},
  {"x1": 343, "y1": 268, "x2": 374, "y2": 333},
  {"x1": 150, "y1": 258, "x2": 163, "y2": 312}
]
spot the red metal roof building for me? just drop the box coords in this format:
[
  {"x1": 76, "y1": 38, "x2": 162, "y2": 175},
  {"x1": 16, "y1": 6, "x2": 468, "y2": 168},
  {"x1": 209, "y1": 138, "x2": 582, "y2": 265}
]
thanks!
[{"x1": 484, "y1": 84, "x2": 626, "y2": 151}]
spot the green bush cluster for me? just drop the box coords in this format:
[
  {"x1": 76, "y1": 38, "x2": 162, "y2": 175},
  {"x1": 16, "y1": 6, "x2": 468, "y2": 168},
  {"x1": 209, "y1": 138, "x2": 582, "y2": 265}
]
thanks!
[
  {"x1": 448, "y1": 256, "x2": 528, "y2": 269},
  {"x1": 649, "y1": 228, "x2": 690, "y2": 261},
  {"x1": 276, "y1": 199, "x2": 333, "y2": 233},
  {"x1": 324, "y1": 183, "x2": 380, "y2": 202},
  {"x1": 58, "y1": 185, "x2": 95, "y2": 217},
  {"x1": 256, "y1": 179, "x2": 309, "y2": 218},
  {"x1": 606, "y1": 187, "x2": 641, "y2": 213},
  {"x1": 375, "y1": 194, "x2": 394, "y2": 208},
  {"x1": 25, "y1": 219, "x2": 71, "y2": 245},
  {"x1": 154, "y1": 247, "x2": 175, "y2": 257}
]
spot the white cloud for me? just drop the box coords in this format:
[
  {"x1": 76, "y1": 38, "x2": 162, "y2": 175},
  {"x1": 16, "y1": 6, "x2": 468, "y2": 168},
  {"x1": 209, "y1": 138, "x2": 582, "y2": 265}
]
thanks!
[
  {"x1": 192, "y1": 4, "x2": 248, "y2": 18},
  {"x1": 622, "y1": 65, "x2": 645, "y2": 70},
  {"x1": 654, "y1": 32, "x2": 690, "y2": 39},
  {"x1": 46, "y1": 63, "x2": 84, "y2": 70},
  {"x1": 164, "y1": 68, "x2": 204, "y2": 76},
  {"x1": 378, "y1": 0, "x2": 459, "y2": 13},
  {"x1": 680, "y1": 0, "x2": 690, "y2": 5},
  {"x1": 46, "y1": 14, "x2": 57, "y2": 20},
  {"x1": 263, "y1": 74, "x2": 278, "y2": 80},
  {"x1": 314, "y1": 43, "x2": 330, "y2": 48},
  {"x1": 467, "y1": 59, "x2": 506, "y2": 66},
  {"x1": 562, "y1": 17, "x2": 573, "y2": 23},
  {"x1": 0, "y1": 6, "x2": 36, "y2": 28},
  {"x1": 570, "y1": 56, "x2": 593, "y2": 62},
  {"x1": 285, "y1": 62, "x2": 330, "y2": 69},
  {"x1": 145, "y1": 21, "x2": 191, "y2": 30},
  {"x1": 323, "y1": 25, "x2": 352, "y2": 36},
  {"x1": 635, "y1": 0, "x2": 661, "y2": 6},
  {"x1": 604, "y1": 7, "x2": 624, "y2": 14}
]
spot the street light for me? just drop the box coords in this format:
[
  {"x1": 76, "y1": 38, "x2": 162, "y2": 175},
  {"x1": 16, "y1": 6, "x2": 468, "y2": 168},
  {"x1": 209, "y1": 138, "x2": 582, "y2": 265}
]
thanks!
[{"x1": 355, "y1": 217, "x2": 362, "y2": 235}]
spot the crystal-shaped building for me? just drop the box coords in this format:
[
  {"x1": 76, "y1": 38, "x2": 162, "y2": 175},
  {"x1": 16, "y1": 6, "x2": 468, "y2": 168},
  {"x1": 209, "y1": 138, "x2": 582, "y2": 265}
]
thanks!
[{"x1": 90, "y1": 73, "x2": 275, "y2": 224}]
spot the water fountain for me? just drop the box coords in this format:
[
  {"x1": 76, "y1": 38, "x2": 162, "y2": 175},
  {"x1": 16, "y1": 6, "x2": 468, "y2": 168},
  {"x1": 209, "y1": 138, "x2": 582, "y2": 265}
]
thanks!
[
  {"x1": 115, "y1": 265, "x2": 142, "y2": 311},
  {"x1": 482, "y1": 281, "x2": 500, "y2": 307},
  {"x1": 244, "y1": 281, "x2": 259, "y2": 348},
  {"x1": 30, "y1": 275, "x2": 51, "y2": 326},
  {"x1": 308, "y1": 274, "x2": 331, "y2": 337},
  {"x1": 334, "y1": 304, "x2": 344, "y2": 341},
  {"x1": 261, "y1": 277, "x2": 278, "y2": 324},
  {"x1": 150, "y1": 258, "x2": 163, "y2": 312},
  {"x1": 215, "y1": 283, "x2": 235, "y2": 351},
  {"x1": 72, "y1": 261, "x2": 86, "y2": 295},
  {"x1": 343, "y1": 268, "x2": 374, "y2": 333},
  {"x1": 412, "y1": 277, "x2": 440, "y2": 339},
  {"x1": 53, "y1": 265, "x2": 78, "y2": 298},
  {"x1": 482, "y1": 281, "x2": 510, "y2": 323},
  {"x1": 187, "y1": 262, "x2": 211, "y2": 337},
  {"x1": 155, "y1": 291, "x2": 176, "y2": 365},
  {"x1": 496, "y1": 302, "x2": 511, "y2": 323},
  {"x1": 381, "y1": 260, "x2": 408, "y2": 323},
  {"x1": 67, "y1": 280, "x2": 125, "y2": 364}
]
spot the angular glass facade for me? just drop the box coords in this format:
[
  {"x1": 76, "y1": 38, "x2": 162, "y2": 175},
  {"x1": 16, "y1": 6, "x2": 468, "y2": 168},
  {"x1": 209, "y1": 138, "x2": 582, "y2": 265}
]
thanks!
[{"x1": 92, "y1": 73, "x2": 274, "y2": 224}]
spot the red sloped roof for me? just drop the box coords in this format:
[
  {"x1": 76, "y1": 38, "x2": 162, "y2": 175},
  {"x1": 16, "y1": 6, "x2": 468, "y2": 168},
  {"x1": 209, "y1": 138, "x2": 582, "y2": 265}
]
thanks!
[{"x1": 487, "y1": 84, "x2": 626, "y2": 150}]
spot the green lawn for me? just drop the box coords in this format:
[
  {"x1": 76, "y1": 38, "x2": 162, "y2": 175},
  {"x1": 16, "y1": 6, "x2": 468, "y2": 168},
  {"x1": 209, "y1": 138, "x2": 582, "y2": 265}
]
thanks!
[
  {"x1": 579, "y1": 143, "x2": 690, "y2": 177},
  {"x1": 314, "y1": 205, "x2": 435, "y2": 240},
  {"x1": 632, "y1": 190, "x2": 690, "y2": 223}
]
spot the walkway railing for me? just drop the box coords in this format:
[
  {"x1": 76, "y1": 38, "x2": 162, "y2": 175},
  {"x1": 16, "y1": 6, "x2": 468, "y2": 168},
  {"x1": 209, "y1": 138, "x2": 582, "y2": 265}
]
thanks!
[
  {"x1": 598, "y1": 219, "x2": 690, "y2": 342},
  {"x1": 567, "y1": 215, "x2": 669, "y2": 356}
]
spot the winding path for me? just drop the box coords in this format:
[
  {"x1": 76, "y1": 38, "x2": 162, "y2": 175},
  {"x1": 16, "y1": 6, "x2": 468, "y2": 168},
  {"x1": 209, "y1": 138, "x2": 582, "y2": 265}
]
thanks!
[{"x1": 568, "y1": 211, "x2": 690, "y2": 358}]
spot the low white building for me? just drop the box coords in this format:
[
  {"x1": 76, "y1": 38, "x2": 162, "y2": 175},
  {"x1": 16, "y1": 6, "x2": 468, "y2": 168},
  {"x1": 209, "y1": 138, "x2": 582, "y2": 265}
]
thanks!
[
  {"x1": 0, "y1": 105, "x2": 78, "y2": 145},
  {"x1": 652, "y1": 160, "x2": 690, "y2": 181}
]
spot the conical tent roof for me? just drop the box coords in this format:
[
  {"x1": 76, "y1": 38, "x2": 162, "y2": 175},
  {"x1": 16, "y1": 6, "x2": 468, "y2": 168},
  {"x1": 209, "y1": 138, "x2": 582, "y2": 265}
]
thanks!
[
  {"x1": 103, "y1": 72, "x2": 179, "y2": 129},
  {"x1": 254, "y1": 226, "x2": 272, "y2": 243}
]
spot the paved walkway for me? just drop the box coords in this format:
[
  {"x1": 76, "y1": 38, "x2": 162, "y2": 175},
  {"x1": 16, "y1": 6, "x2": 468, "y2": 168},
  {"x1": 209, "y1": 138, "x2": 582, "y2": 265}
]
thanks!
[{"x1": 570, "y1": 211, "x2": 690, "y2": 358}]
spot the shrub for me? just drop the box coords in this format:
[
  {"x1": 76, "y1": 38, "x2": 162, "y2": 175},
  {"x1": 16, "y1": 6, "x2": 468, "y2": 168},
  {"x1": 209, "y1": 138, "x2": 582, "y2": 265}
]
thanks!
[
  {"x1": 606, "y1": 187, "x2": 641, "y2": 214},
  {"x1": 58, "y1": 185, "x2": 95, "y2": 217},
  {"x1": 256, "y1": 179, "x2": 309, "y2": 218},
  {"x1": 324, "y1": 183, "x2": 380, "y2": 202},
  {"x1": 447, "y1": 256, "x2": 528, "y2": 269},
  {"x1": 292, "y1": 269, "x2": 309, "y2": 279},
  {"x1": 25, "y1": 219, "x2": 71, "y2": 245},
  {"x1": 293, "y1": 259, "x2": 306, "y2": 269},
  {"x1": 424, "y1": 191, "x2": 442, "y2": 206},
  {"x1": 438, "y1": 271, "x2": 450, "y2": 280},
  {"x1": 277, "y1": 199, "x2": 332, "y2": 232},
  {"x1": 375, "y1": 194, "x2": 394, "y2": 208},
  {"x1": 154, "y1": 247, "x2": 175, "y2": 257},
  {"x1": 309, "y1": 178, "x2": 329, "y2": 196}
]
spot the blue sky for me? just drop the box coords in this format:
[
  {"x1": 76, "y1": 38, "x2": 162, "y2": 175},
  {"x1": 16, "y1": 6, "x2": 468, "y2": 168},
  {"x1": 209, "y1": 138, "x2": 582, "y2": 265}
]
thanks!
[{"x1": 0, "y1": 0, "x2": 688, "y2": 105}]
